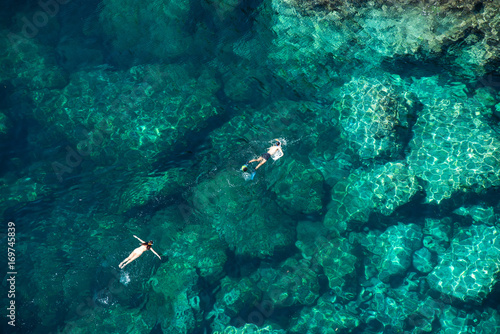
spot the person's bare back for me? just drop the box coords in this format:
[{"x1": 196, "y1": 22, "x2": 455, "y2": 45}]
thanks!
[
  {"x1": 267, "y1": 145, "x2": 280, "y2": 156},
  {"x1": 119, "y1": 235, "x2": 161, "y2": 269}
]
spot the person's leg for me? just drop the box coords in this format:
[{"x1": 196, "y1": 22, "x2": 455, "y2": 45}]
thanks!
[
  {"x1": 119, "y1": 259, "x2": 129, "y2": 269},
  {"x1": 119, "y1": 254, "x2": 133, "y2": 268},
  {"x1": 120, "y1": 248, "x2": 142, "y2": 268},
  {"x1": 120, "y1": 253, "x2": 140, "y2": 268},
  {"x1": 249, "y1": 157, "x2": 262, "y2": 164},
  {"x1": 120, "y1": 259, "x2": 130, "y2": 269},
  {"x1": 255, "y1": 159, "x2": 267, "y2": 169}
]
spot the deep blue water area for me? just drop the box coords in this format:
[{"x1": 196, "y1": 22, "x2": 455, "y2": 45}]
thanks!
[{"x1": 1, "y1": 0, "x2": 500, "y2": 333}]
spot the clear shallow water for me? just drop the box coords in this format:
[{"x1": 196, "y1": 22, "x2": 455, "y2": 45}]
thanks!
[{"x1": 1, "y1": 0, "x2": 500, "y2": 333}]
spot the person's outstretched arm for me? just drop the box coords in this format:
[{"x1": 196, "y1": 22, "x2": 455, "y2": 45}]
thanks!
[
  {"x1": 133, "y1": 235, "x2": 145, "y2": 243},
  {"x1": 150, "y1": 248, "x2": 162, "y2": 260}
]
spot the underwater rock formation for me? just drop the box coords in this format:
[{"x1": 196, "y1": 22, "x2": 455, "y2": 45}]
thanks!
[
  {"x1": 168, "y1": 222, "x2": 228, "y2": 282},
  {"x1": 391, "y1": 291, "x2": 441, "y2": 333},
  {"x1": 407, "y1": 79, "x2": 500, "y2": 203},
  {"x1": 115, "y1": 168, "x2": 196, "y2": 213},
  {"x1": 412, "y1": 247, "x2": 435, "y2": 274},
  {"x1": 149, "y1": 260, "x2": 202, "y2": 333},
  {"x1": 325, "y1": 162, "x2": 419, "y2": 230},
  {"x1": 192, "y1": 170, "x2": 295, "y2": 258},
  {"x1": 290, "y1": 293, "x2": 360, "y2": 333},
  {"x1": 267, "y1": 159, "x2": 324, "y2": 215},
  {"x1": 316, "y1": 236, "x2": 358, "y2": 290},
  {"x1": 100, "y1": 0, "x2": 249, "y2": 65},
  {"x1": 295, "y1": 220, "x2": 332, "y2": 257},
  {"x1": 0, "y1": 111, "x2": 11, "y2": 136},
  {"x1": 0, "y1": 173, "x2": 49, "y2": 218},
  {"x1": 423, "y1": 217, "x2": 453, "y2": 255},
  {"x1": 453, "y1": 204, "x2": 498, "y2": 226},
  {"x1": 346, "y1": 273, "x2": 443, "y2": 333},
  {"x1": 475, "y1": 308, "x2": 500, "y2": 334},
  {"x1": 34, "y1": 64, "x2": 218, "y2": 163},
  {"x1": 267, "y1": 0, "x2": 347, "y2": 100},
  {"x1": 337, "y1": 76, "x2": 419, "y2": 161},
  {"x1": 438, "y1": 303, "x2": 475, "y2": 334},
  {"x1": 161, "y1": 287, "x2": 204, "y2": 334},
  {"x1": 286, "y1": 0, "x2": 500, "y2": 76},
  {"x1": 218, "y1": 324, "x2": 286, "y2": 334},
  {"x1": 0, "y1": 30, "x2": 67, "y2": 90},
  {"x1": 215, "y1": 276, "x2": 261, "y2": 318},
  {"x1": 99, "y1": 0, "x2": 193, "y2": 61},
  {"x1": 362, "y1": 223, "x2": 423, "y2": 283},
  {"x1": 62, "y1": 303, "x2": 152, "y2": 333},
  {"x1": 427, "y1": 224, "x2": 500, "y2": 304},
  {"x1": 255, "y1": 257, "x2": 320, "y2": 307},
  {"x1": 218, "y1": 57, "x2": 270, "y2": 103},
  {"x1": 207, "y1": 0, "x2": 242, "y2": 19}
]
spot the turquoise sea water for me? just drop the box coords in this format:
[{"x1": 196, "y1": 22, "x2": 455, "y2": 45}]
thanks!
[{"x1": 1, "y1": 0, "x2": 500, "y2": 333}]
